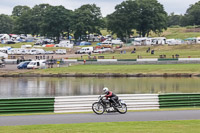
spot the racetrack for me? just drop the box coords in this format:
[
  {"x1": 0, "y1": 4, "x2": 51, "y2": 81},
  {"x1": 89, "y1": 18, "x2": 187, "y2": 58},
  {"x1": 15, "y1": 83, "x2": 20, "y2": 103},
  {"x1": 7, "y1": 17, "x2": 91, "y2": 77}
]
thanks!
[{"x1": 0, "y1": 110, "x2": 200, "y2": 126}]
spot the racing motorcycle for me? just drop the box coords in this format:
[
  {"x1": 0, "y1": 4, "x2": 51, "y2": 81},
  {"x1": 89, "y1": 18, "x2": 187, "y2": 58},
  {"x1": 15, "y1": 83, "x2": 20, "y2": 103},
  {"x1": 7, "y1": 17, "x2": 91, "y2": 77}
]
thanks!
[{"x1": 92, "y1": 95, "x2": 127, "y2": 115}]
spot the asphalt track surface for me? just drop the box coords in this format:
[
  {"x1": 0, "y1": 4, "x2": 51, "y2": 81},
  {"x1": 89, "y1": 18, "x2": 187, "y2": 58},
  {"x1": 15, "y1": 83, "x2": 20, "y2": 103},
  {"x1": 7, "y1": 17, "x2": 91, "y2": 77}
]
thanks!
[{"x1": 0, "y1": 110, "x2": 200, "y2": 126}]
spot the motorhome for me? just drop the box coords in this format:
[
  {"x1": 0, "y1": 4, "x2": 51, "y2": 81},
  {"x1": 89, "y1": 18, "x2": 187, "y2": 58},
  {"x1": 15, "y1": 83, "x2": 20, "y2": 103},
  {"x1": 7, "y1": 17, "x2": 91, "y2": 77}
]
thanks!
[
  {"x1": 7, "y1": 48, "x2": 24, "y2": 55},
  {"x1": 0, "y1": 48, "x2": 8, "y2": 53},
  {"x1": 112, "y1": 40, "x2": 124, "y2": 45},
  {"x1": 151, "y1": 37, "x2": 166, "y2": 45},
  {"x1": 88, "y1": 34, "x2": 100, "y2": 42},
  {"x1": 54, "y1": 40, "x2": 73, "y2": 48},
  {"x1": 133, "y1": 38, "x2": 152, "y2": 46},
  {"x1": 75, "y1": 47, "x2": 93, "y2": 54},
  {"x1": 21, "y1": 45, "x2": 32, "y2": 48},
  {"x1": 166, "y1": 39, "x2": 183, "y2": 45},
  {"x1": 26, "y1": 49, "x2": 45, "y2": 55},
  {"x1": 0, "y1": 52, "x2": 8, "y2": 58},
  {"x1": 196, "y1": 37, "x2": 200, "y2": 44},
  {"x1": 27, "y1": 60, "x2": 46, "y2": 69},
  {"x1": 55, "y1": 49, "x2": 67, "y2": 54}
]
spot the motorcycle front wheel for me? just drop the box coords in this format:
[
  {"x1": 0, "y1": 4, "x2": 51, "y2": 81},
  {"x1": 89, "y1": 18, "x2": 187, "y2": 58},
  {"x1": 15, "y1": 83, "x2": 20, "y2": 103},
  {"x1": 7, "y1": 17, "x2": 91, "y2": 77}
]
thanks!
[
  {"x1": 117, "y1": 103, "x2": 127, "y2": 114},
  {"x1": 92, "y1": 102, "x2": 105, "y2": 115}
]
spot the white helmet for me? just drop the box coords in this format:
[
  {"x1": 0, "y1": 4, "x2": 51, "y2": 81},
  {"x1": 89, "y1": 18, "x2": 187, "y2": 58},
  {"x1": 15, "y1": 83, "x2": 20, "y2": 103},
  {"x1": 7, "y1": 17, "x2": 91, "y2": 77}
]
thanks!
[{"x1": 103, "y1": 87, "x2": 109, "y2": 94}]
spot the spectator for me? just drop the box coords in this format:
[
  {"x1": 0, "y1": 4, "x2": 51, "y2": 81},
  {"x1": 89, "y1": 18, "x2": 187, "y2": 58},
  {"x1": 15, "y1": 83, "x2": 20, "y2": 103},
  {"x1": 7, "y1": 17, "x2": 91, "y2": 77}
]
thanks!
[{"x1": 151, "y1": 50, "x2": 154, "y2": 55}]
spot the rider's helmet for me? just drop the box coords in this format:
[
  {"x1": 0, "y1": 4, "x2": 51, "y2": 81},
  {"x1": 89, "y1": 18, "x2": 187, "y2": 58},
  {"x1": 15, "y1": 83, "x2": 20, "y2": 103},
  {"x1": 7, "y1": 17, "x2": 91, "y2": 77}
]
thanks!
[{"x1": 103, "y1": 87, "x2": 109, "y2": 94}]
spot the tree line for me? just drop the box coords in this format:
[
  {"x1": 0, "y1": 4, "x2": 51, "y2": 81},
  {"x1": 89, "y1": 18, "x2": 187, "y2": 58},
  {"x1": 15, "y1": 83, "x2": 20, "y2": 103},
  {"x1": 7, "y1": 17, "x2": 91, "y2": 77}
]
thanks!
[{"x1": 0, "y1": 0, "x2": 200, "y2": 42}]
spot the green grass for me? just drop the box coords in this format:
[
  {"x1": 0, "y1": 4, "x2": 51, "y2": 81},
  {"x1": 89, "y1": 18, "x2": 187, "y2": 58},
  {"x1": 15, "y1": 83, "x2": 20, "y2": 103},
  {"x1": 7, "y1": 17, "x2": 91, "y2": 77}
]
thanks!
[
  {"x1": 0, "y1": 120, "x2": 199, "y2": 133},
  {"x1": 33, "y1": 64, "x2": 200, "y2": 74},
  {"x1": 78, "y1": 44, "x2": 200, "y2": 59},
  {"x1": 160, "y1": 27, "x2": 200, "y2": 39},
  {"x1": 0, "y1": 42, "x2": 34, "y2": 48},
  {"x1": 101, "y1": 27, "x2": 200, "y2": 39},
  {"x1": 0, "y1": 108, "x2": 199, "y2": 117}
]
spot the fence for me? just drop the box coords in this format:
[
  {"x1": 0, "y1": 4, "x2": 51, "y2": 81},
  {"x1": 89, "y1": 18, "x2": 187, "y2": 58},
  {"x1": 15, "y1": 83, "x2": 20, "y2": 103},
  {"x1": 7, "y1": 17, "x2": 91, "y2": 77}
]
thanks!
[
  {"x1": 0, "y1": 94, "x2": 200, "y2": 114},
  {"x1": 159, "y1": 94, "x2": 200, "y2": 108},
  {"x1": 0, "y1": 98, "x2": 54, "y2": 114},
  {"x1": 54, "y1": 94, "x2": 159, "y2": 113}
]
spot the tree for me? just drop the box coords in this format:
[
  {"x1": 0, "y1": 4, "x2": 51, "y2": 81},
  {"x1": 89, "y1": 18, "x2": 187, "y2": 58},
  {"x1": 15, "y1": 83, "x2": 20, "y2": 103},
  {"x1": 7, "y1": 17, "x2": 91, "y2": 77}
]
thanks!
[
  {"x1": 0, "y1": 14, "x2": 13, "y2": 33},
  {"x1": 30, "y1": 4, "x2": 50, "y2": 36},
  {"x1": 12, "y1": 5, "x2": 31, "y2": 17},
  {"x1": 13, "y1": 10, "x2": 32, "y2": 34},
  {"x1": 185, "y1": 1, "x2": 200, "y2": 25},
  {"x1": 107, "y1": 0, "x2": 139, "y2": 41},
  {"x1": 72, "y1": 4, "x2": 103, "y2": 41},
  {"x1": 41, "y1": 5, "x2": 72, "y2": 43},
  {"x1": 107, "y1": 0, "x2": 167, "y2": 38},
  {"x1": 167, "y1": 13, "x2": 183, "y2": 27},
  {"x1": 136, "y1": 0, "x2": 167, "y2": 37},
  {"x1": 12, "y1": 5, "x2": 32, "y2": 34}
]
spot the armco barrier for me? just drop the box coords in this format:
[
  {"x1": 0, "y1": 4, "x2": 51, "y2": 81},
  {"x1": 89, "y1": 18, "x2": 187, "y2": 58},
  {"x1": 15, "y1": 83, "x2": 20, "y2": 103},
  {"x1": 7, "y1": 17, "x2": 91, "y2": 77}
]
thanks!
[
  {"x1": 54, "y1": 94, "x2": 159, "y2": 113},
  {"x1": 1, "y1": 94, "x2": 200, "y2": 114},
  {"x1": 158, "y1": 58, "x2": 178, "y2": 61},
  {"x1": 159, "y1": 94, "x2": 200, "y2": 108},
  {"x1": 0, "y1": 98, "x2": 54, "y2": 114}
]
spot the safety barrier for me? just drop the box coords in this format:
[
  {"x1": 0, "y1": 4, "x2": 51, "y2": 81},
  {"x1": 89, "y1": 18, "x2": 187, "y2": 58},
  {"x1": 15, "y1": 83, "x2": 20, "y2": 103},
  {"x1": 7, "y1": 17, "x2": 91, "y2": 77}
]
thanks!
[
  {"x1": 159, "y1": 94, "x2": 200, "y2": 108},
  {"x1": 1, "y1": 93, "x2": 200, "y2": 114},
  {"x1": 54, "y1": 94, "x2": 159, "y2": 113},
  {"x1": 0, "y1": 98, "x2": 54, "y2": 114},
  {"x1": 64, "y1": 58, "x2": 200, "y2": 63}
]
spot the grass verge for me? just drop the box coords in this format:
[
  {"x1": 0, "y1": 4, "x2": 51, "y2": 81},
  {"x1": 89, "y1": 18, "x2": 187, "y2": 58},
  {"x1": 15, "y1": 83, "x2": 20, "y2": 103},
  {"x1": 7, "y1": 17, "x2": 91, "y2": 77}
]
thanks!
[
  {"x1": 0, "y1": 120, "x2": 199, "y2": 133},
  {"x1": 0, "y1": 108, "x2": 199, "y2": 117},
  {"x1": 33, "y1": 64, "x2": 200, "y2": 74}
]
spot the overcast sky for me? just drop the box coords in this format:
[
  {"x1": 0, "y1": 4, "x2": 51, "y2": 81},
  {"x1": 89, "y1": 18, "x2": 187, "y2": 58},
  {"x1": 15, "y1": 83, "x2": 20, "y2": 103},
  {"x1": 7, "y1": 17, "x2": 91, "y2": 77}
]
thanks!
[{"x1": 0, "y1": 0, "x2": 199, "y2": 16}]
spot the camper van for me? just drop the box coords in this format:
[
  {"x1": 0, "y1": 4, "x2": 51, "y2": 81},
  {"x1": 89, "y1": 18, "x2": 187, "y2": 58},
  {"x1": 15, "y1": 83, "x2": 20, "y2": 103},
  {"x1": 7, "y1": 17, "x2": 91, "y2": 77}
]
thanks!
[
  {"x1": 0, "y1": 48, "x2": 8, "y2": 53},
  {"x1": 133, "y1": 38, "x2": 152, "y2": 46},
  {"x1": 55, "y1": 49, "x2": 67, "y2": 54},
  {"x1": 0, "y1": 52, "x2": 8, "y2": 58},
  {"x1": 27, "y1": 60, "x2": 46, "y2": 69},
  {"x1": 75, "y1": 47, "x2": 93, "y2": 54},
  {"x1": 151, "y1": 37, "x2": 166, "y2": 45},
  {"x1": 54, "y1": 40, "x2": 73, "y2": 48}
]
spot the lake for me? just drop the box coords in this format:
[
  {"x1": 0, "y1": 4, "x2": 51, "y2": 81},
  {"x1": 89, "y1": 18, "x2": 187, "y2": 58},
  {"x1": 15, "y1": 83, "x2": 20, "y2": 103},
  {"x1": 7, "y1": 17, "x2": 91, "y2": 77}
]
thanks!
[{"x1": 0, "y1": 77, "x2": 200, "y2": 98}]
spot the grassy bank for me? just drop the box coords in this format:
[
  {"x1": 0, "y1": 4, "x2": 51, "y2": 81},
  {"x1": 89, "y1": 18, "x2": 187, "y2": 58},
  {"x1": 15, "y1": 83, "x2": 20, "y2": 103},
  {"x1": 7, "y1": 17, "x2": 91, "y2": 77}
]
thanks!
[
  {"x1": 31, "y1": 64, "x2": 200, "y2": 75},
  {"x1": 80, "y1": 44, "x2": 200, "y2": 59},
  {"x1": 0, "y1": 120, "x2": 199, "y2": 133},
  {"x1": 102, "y1": 27, "x2": 200, "y2": 39}
]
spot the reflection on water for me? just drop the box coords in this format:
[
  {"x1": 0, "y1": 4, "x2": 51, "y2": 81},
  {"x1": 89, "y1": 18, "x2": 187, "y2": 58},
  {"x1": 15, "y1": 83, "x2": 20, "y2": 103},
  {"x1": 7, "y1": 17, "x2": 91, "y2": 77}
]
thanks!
[{"x1": 0, "y1": 77, "x2": 200, "y2": 98}]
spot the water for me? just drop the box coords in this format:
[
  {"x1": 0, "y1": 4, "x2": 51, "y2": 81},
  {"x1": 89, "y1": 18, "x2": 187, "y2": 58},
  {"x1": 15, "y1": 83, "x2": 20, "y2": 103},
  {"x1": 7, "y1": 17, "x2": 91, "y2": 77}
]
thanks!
[{"x1": 0, "y1": 77, "x2": 200, "y2": 98}]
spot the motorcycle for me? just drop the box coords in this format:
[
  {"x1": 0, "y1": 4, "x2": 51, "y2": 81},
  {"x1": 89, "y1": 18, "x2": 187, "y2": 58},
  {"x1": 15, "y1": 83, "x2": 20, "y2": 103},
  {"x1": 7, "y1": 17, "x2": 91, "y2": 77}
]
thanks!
[{"x1": 92, "y1": 95, "x2": 127, "y2": 115}]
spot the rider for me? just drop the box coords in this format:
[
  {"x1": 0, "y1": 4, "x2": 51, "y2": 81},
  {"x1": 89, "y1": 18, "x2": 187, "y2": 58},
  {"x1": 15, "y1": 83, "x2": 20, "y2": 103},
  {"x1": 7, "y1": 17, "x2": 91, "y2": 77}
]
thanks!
[{"x1": 103, "y1": 87, "x2": 119, "y2": 107}]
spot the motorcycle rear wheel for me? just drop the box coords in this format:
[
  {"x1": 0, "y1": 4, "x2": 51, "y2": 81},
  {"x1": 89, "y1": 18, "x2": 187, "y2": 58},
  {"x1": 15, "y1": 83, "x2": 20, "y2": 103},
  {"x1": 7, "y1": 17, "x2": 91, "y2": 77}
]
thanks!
[{"x1": 92, "y1": 102, "x2": 105, "y2": 115}]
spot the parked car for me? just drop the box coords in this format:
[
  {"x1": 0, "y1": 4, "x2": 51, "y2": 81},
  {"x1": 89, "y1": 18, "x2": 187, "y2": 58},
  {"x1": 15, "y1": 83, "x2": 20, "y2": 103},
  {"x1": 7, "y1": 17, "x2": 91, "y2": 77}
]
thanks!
[{"x1": 17, "y1": 61, "x2": 30, "y2": 69}]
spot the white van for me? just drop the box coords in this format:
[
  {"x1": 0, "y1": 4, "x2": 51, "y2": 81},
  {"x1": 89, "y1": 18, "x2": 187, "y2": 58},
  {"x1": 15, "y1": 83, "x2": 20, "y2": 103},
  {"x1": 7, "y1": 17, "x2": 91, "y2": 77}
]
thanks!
[
  {"x1": 76, "y1": 47, "x2": 93, "y2": 54},
  {"x1": 55, "y1": 49, "x2": 66, "y2": 54},
  {"x1": 27, "y1": 60, "x2": 46, "y2": 69}
]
